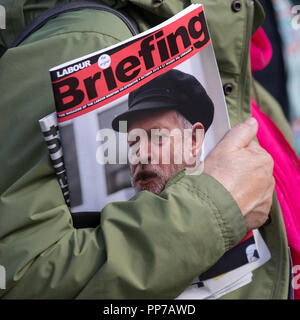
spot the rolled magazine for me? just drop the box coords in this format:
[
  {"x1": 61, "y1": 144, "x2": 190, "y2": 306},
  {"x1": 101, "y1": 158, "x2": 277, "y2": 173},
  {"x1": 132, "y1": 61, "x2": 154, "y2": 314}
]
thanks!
[{"x1": 39, "y1": 112, "x2": 70, "y2": 207}]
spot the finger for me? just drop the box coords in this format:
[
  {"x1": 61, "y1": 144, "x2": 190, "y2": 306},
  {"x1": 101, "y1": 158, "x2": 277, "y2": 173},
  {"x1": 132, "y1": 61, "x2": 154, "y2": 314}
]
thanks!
[
  {"x1": 220, "y1": 117, "x2": 258, "y2": 151},
  {"x1": 248, "y1": 140, "x2": 259, "y2": 149},
  {"x1": 247, "y1": 140, "x2": 263, "y2": 153}
]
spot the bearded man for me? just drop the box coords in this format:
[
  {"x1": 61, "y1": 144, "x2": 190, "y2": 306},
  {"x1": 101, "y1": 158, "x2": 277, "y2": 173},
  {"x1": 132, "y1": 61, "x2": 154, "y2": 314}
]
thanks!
[
  {"x1": 112, "y1": 69, "x2": 213, "y2": 195},
  {"x1": 112, "y1": 68, "x2": 273, "y2": 234}
]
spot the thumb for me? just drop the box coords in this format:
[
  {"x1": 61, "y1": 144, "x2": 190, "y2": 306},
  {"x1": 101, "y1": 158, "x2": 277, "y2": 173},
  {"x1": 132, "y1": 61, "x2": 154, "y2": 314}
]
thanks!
[{"x1": 220, "y1": 117, "x2": 258, "y2": 151}]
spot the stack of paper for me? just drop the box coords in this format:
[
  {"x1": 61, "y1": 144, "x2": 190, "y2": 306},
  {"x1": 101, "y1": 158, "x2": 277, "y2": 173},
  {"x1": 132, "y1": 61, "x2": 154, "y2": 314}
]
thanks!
[{"x1": 177, "y1": 229, "x2": 271, "y2": 299}]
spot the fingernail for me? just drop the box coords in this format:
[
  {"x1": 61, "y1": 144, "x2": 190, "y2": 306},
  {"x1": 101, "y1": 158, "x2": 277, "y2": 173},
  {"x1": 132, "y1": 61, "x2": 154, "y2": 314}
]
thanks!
[{"x1": 245, "y1": 117, "x2": 257, "y2": 126}]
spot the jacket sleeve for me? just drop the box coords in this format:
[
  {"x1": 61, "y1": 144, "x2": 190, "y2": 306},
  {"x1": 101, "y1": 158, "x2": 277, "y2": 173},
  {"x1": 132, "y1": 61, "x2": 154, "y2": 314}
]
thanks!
[{"x1": 0, "y1": 163, "x2": 246, "y2": 299}]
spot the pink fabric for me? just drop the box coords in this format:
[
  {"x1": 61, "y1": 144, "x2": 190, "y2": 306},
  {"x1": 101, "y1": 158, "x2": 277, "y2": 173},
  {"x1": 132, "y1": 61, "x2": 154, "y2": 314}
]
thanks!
[
  {"x1": 251, "y1": 100, "x2": 300, "y2": 299},
  {"x1": 250, "y1": 27, "x2": 272, "y2": 72},
  {"x1": 250, "y1": 27, "x2": 300, "y2": 299}
]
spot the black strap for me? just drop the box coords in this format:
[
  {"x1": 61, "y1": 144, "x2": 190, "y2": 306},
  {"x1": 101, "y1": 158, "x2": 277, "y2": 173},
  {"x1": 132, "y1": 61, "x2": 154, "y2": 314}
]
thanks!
[
  {"x1": 71, "y1": 211, "x2": 101, "y2": 228},
  {"x1": 10, "y1": 1, "x2": 137, "y2": 48}
]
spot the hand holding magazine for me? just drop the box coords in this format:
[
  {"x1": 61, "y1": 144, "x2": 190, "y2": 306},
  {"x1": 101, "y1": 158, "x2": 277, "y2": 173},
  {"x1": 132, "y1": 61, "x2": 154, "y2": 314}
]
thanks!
[{"x1": 40, "y1": 4, "x2": 271, "y2": 299}]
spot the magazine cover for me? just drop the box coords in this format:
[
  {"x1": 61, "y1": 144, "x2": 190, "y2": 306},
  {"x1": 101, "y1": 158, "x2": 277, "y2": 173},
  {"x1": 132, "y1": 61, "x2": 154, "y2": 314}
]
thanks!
[
  {"x1": 44, "y1": 4, "x2": 270, "y2": 299},
  {"x1": 48, "y1": 4, "x2": 230, "y2": 213}
]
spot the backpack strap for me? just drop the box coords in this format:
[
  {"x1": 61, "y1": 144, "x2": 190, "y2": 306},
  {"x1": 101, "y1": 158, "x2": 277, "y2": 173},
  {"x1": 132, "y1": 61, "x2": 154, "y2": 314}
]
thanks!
[{"x1": 10, "y1": 1, "x2": 137, "y2": 48}]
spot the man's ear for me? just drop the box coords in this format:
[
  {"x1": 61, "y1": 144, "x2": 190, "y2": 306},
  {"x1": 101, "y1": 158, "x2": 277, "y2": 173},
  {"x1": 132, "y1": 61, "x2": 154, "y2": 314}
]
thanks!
[{"x1": 191, "y1": 122, "x2": 204, "y2": 158}]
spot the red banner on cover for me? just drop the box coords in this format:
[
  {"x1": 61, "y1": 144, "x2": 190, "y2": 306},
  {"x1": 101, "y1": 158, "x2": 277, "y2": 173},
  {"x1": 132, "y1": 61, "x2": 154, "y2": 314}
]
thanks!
[{"x1": 50, "y1": 6, "x2": 211, "y2": 122}]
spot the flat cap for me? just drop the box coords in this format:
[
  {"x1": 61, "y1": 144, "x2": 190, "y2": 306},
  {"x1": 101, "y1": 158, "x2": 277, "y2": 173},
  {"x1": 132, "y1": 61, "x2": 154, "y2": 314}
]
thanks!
[{"x1": 112, "y1": 69, "x2": 214, "y2": 132}]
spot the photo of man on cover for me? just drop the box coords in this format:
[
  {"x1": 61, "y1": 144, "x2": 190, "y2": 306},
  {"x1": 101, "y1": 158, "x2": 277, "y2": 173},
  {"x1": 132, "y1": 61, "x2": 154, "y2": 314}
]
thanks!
[{"x1": 111, "y1": 69, "x2": 215, "y2": 195}]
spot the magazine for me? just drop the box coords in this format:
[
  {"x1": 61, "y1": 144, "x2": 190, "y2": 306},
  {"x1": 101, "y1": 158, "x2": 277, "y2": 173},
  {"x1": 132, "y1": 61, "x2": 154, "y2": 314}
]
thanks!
[
  {"x1": 177, "y1": 229, "x2": 271, "y2": 299},
  {"x1": 42, "y1": 4, "x2": 271, "y2": 299},
  {"x1": 39, "y1": 113, "x2": 70, "y2": 206},
  {"x1": 48, "y1": 4, "x2": 229, "y2": 213}
]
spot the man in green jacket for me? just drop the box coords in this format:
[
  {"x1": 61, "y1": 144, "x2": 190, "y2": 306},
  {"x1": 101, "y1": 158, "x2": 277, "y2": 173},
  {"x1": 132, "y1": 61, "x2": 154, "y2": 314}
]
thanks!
[{"x1": 0, "y1": 0, "x2": 292, "y2": 298}]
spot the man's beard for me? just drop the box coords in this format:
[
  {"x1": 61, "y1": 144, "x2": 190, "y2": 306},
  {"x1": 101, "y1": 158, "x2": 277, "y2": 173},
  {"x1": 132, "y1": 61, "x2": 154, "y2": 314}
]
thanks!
[{"x1": 131, "y1": 163, "x2": 183, "y2": 195}]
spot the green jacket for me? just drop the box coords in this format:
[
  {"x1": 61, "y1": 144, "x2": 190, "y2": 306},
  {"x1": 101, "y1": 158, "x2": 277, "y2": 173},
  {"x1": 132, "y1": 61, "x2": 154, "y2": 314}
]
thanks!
[{"x1": 0, "y1": 0, "x2": 292, "y2": 299}]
